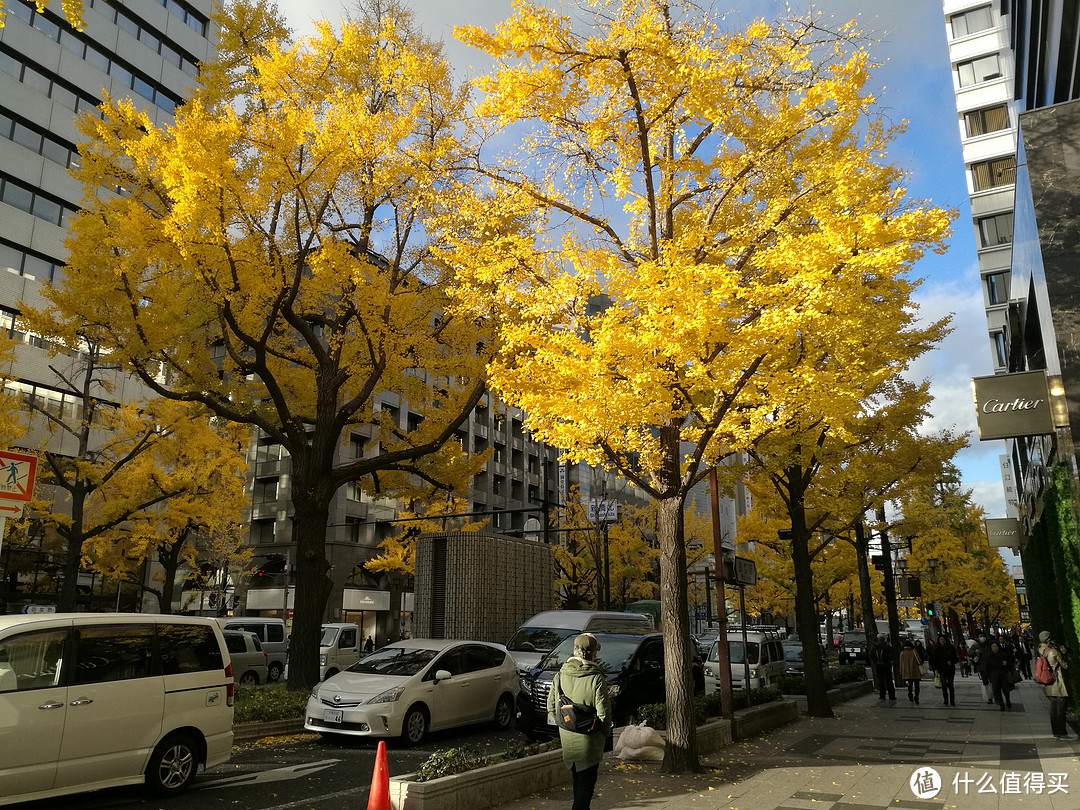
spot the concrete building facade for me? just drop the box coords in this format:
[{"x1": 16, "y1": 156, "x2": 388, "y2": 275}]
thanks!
[{"x1": 0, "y1": 0, "x2": 215, "y2": 611}]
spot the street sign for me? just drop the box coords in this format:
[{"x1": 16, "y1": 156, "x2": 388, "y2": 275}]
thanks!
[
  {"x1": 0, "y1": 449, "x2": 36, "y2": 560},
  {"x1": 587, "y1": 501, "x2": 619, "y2": 522},
  {"x1": 0, "y1": 449, "x2": 36, "y2": 503},
  {"x1": 733, "y1": 556, "x2": 757, "y2": 586}
]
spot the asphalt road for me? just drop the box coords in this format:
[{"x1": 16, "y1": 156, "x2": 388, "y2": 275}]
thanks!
[{"x1": 17, "y1": 723, "x2": 525, "y2": 810}]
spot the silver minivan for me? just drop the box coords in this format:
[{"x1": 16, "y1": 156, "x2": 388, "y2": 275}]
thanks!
[
  {"x1": 223, "y1": 617, "x2": 288, "y2": 681},
  {"x1": 505, "y1": 610, "x2": 655, "y2": 672},
  {"x1": 0, "y1": 613, "x2": 234, "y2": 805}
]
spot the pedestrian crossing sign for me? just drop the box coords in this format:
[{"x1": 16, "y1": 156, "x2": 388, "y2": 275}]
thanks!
[{"x1": 0, "y1": 450, "x2": 37, "y2": 503}]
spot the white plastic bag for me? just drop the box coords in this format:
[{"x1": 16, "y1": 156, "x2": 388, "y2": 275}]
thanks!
[{"x1": 614, "y1": 723, "x2": 665, "y2": 761}]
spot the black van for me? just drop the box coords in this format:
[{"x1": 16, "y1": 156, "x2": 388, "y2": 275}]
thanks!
[{"x1": 517, "y1": 631, "x2": 703, "y2": 739}]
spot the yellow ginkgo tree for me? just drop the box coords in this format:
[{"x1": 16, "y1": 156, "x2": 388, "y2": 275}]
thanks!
[
  {"x1": 453, "y1": 0, "x2": 951, "y2": 769},
  {"x1": 37, "y1": 0, "x2": 492, "y2": 690}
]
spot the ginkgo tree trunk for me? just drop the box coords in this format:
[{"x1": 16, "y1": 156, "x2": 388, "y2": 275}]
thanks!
[
  {"x1": 453, "y1": 1, "x2": 950, "y2": 771},
  {"x1": 36, "y1": 1, "x2": 491, "y2": 691}
]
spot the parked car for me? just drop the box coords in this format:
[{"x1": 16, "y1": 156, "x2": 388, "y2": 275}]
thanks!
[
  {"x1": 694, "y1": 628, "x2": 720, "y2": 657},
  {"x1": 222, "y1": 630, "x2": 269, "y2": 686},
  {"x1": 505, "y1": 610, "x2": 654, "y2": 674},
  {"x1": 0, "y1": 613, "x2": 233, "y2": 806},
  {"x1": 304, "y1": 638, "x2": 519, "y2": 745},
  {"x1": 782, "y1": 641, "x2": 829, "y2": 675},
  {"x1": 703, "y1": 629, "x2": 785, "y2": 691},
  {"x1": 838, "y1": 630, "x2": 870, "y2": 665},
  {"x1": 222, "y1": 618, "x2": 288, "y2": 681},
  {"x1": 320, "y1": 622, "x2": 362, "y2": 680},
  {"x1": 517, "y1": 630, "x2": 703, "y2": 740}
]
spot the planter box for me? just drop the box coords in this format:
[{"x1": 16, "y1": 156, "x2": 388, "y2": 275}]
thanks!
[
  {"x1": 732, "y1": 698, "x2": 798, "y2": 740},
  {"x1": 389, "y1": 748, "x2": 565, "y2": 810},
  {"x1": 389, "y1": 718, "x2": 734, "y2": 810},
  {"x1": 787, "y1": 678, "x2": 873, "y2": 714}
]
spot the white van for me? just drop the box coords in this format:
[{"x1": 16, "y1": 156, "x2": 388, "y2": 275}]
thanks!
[
  {"x1": 703, "y1": 629, "x2": 786, "y2": 691},
  {"x1": 505, "y1": 610, "x2": 654, "y2": 672},
  {"x1": 320, "y1": 622, "x2": 361, "y2": 679},
  {"x1": 223, "y1": 617, "x2": 288, "y2": 681},
  {"x1": 0, "y1": 613, "x2": 234, "y2": 806}
]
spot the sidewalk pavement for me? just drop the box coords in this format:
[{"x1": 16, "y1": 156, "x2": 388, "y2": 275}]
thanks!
[{"x1": 494, "y1": 676, "x2": 1080, "y2": 810}]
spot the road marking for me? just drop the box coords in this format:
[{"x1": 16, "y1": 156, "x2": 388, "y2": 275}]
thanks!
[
  {"x1": 258, "y1": 784, "x2": 372, "y2": 809},
  {"x1": 198, "y1": 759, "x2": 341, "y2": 788}
]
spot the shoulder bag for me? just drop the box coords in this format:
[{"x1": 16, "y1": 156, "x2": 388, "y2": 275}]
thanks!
[{"x1": 553, "y1": 672, "x2": 600, "y2": 733}]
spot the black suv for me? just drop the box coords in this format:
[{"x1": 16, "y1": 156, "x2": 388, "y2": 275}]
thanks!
[
  {"x1": 517, "y1": 631, "x2": 703, "y2": 739},
  {"x1": 838, "y1": 630, "x2": 869, "y2": 665}
]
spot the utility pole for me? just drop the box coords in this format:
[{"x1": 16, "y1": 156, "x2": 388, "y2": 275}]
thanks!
[
  {"x1": 877, "y1": 505, "x2": 902, "y2": 683},
  {"x1": 709, "y1": 467, "x2": 733, "y2": 720}
]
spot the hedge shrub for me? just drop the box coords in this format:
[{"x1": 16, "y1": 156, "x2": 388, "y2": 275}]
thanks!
[
  {"x1": 634, "y1": 686, "x2": 781, "y2": 730},
  {"x1": 233, "y1": 682, "x2": 310, "y2": 724}
]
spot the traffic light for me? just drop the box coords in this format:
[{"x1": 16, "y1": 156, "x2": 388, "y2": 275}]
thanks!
[{"x1": 926, "y1": 605, "x2": 935, "y2": 618}]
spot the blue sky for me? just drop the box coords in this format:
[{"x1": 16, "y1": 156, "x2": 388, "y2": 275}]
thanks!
[{"x1": 274, "y1": 0, "x2": 1008, "y2": 518}]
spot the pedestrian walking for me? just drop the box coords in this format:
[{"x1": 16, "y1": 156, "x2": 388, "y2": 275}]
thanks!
[
  {"x1": 1037, "y1": 631, "x2": 1072, "y2": 740},
  {"x1": 871, "y1": 635, "x2": 896, "y2": 700},
  {"x1": 972, "y1": 633, "x2": 993, "y2": 703},
  {"x1": 364, "y1": 636, "x2": 374, "y2": 653},
  {"x1": 985, "y1": 639, "x2": 1015, "y2": 710},
  {"x1": 1013, "y1": 632, "x2": 1032, "y2": 679},
  {"x1": 899, "y1": 639, "x2": 923, "y2": 704},
  {"x1": 957, "y1": 644, "x2": 970, "y2": 678},
  {"x1": 547, "y1": 633, "x2": 612, "y2": 810},
  {"x1": 929, "y1": 634, "x2": 958, "y2": 706}
]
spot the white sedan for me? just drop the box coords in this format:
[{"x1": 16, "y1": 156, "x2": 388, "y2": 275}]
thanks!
[{"x1": 304, "y1": 638, "x2": 520, "y2": 745}]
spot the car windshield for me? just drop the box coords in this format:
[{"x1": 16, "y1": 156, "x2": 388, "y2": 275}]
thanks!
[
  {"x1": 784, "y1": 645, "x2": 803, "y2": 662},
  {"x1": 506, "y1": 627, "x2": 576, "y2": 655},
  {"x1": 346, "y1": 646, "x2": 438, "y2": 676},
  {"x1": 843, "y1": 633, "x2": 867, "y2": 644},
  {"x1": 319, "y1": 627, "x2": 338, "y2": 646},
  {"x1": 708, "y1": 640, "x2": 759, "y2": 665},
  {"x1": 539, "y1": 635, "x2": 647, "y2": 673}
]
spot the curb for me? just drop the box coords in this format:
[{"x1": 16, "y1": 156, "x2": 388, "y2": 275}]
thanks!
[{"x1": 233, "y1": 718, "x2": 306, "y2": 742}]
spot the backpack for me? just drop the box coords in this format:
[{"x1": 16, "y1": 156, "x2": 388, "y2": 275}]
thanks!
[
  {"x1": 553, "y1": 673, "x2": 600, "y2": 733},
  {"x1": 1035, "y1": 651, "x2": 1057, "y2": 686}
]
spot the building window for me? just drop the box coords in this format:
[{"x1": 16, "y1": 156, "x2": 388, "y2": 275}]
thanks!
[
  {"x1": 252, "y1": 479, "x2": 278, "y2": 503},
  {"x1": 951, "y1": 6, "x2": 993, "y2": 38},
  {"x1": 964, "y1": 104, "x2": 1009, "y2": 137},
  {"x1": 986, "y1": 273, "x2": 1008, "y2": 305},
  {"x1": 345, "y1": 517, "x2": 363, "y2": 543},
  {"x1": 978, "y1": 212, "x2": 1013, "y2": 245},
  {"x1": 251, "y1": 520, "x2": 275, "y2": 544},
  {"x1": 970, "y1": 156, "x2": 1015, "y2": 191},
  {"x1": 992, "y1": 330, "x2": 1007, "y2": 367},
  {"x1": 957, "y1": 54, "x2": 1002, "y2": 86}
]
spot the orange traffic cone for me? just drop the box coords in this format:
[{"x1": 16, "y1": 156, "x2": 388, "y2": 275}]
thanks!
[{"x1": 366, "y1": 740, "x2": 391, "y2": 810}]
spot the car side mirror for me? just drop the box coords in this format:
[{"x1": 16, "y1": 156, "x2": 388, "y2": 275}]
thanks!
[{"x1": 434, "y1": 669, "x2": 453, "y2": 683}]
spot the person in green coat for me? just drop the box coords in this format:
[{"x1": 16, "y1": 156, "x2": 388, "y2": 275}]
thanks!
[{"x1": 546, "y1": 633, "x2": 613, "y2": 810}]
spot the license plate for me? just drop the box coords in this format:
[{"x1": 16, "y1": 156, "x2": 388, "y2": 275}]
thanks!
[{"x1": 324, "y1": 709, "x2": 343, "y2": 724}]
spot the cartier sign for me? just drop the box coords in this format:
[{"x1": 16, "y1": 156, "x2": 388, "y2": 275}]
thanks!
[
  {"x1": 985, "y1": 517, "x2": 1024, "y2": 548},
  {"x1": 972, "y1": 370, "x2": 1055, "y2": 440}
]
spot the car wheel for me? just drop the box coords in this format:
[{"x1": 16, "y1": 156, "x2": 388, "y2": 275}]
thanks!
[
  {"x1": 267, "y1": 662, "x2": 284, "y2": 682},
  {"x1": 240, "y1": 671, "x2": 259, "y2": 686},
  {"x1": 324, "y1": 668, "x2": 339, "y2": 680},
  {"x1": 146, "y1": 733, "x2": 200, "y2": 796},
  {"x1": 492, "y1": 693, "x2": 515, "y2": 730},
  {"x1": 401, "y1": 705, "x2": 428, "y2": 745}
]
